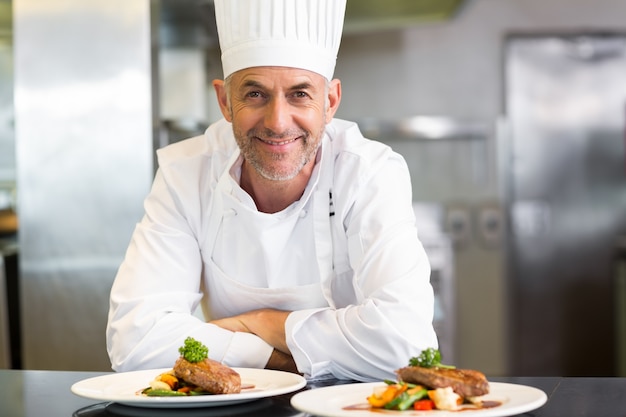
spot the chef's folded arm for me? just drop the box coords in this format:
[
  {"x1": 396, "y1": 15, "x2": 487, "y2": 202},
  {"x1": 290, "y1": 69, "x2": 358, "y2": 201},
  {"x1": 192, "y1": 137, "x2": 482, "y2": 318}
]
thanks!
[
  {"x1": 209, "y1": 309, "x2": 299, "y2": 374},
  {"x1": 209, "y1": 308, "x2": 291, "y2": 354}
]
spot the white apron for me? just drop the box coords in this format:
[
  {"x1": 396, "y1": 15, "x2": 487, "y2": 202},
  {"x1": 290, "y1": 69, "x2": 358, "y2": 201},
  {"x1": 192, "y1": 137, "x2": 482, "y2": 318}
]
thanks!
[{"x1": 199, "y1": 141, "x2": 339, "y2": 320}]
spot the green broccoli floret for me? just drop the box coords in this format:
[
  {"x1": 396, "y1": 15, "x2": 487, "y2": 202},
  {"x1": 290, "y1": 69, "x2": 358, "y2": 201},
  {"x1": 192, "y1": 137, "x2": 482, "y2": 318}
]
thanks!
[
  {"x1": 178, "y1": 337, "x2": 209, "y2": 363},
  {"x1": 409, "y1": 348, "x2": 455, "y2": 369}
]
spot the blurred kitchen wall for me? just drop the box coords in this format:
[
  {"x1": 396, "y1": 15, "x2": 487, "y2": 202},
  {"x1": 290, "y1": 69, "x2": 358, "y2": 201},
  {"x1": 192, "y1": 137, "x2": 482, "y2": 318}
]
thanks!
[
  {"x1": 0, "y1": 1, "x2": 12, "y2": 187},
  {"x1": 0, "y1": 0, "x2": 15, "y2": 235}
]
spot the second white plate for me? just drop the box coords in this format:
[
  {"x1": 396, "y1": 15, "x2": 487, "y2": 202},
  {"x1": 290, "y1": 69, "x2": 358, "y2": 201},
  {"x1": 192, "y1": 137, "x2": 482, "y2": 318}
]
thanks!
[{"x1": 291, "y1": 381, "x2": 547, "y2": 417}]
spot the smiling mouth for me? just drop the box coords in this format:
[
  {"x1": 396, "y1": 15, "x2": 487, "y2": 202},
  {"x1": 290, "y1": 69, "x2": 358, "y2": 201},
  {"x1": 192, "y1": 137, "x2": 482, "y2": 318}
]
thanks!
[{"x1": 257, "y1": 137, "x2": 299, "y2": 146}]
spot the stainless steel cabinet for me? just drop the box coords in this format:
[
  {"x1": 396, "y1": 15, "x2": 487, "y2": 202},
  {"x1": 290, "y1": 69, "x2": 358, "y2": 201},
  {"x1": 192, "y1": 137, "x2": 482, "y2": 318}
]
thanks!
[{"x1": 505, "y1": 34, "x2": 626, "y2": 376}]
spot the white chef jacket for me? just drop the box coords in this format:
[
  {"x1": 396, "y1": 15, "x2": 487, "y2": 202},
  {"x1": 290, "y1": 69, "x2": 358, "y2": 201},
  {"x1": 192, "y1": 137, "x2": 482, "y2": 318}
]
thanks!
[{"x1": 106, "y1": 118, "x2": 438, "y2": 381}]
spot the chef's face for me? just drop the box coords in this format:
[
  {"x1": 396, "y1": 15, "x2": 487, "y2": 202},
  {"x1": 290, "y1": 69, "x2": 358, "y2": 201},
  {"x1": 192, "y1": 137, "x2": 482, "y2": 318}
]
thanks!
[{"x1": 214, "y1": 66, "x2": 341, "y2": 181}]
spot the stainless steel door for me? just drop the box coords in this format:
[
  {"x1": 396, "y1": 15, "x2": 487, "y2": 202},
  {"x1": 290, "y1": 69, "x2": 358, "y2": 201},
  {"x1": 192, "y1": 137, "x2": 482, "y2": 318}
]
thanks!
[
  {"x1": 14, "y1": 0, "x2": 156, "y2": 370},
  {"x1": 505, "y1": 34, "x2": 626, "y2": 375}
]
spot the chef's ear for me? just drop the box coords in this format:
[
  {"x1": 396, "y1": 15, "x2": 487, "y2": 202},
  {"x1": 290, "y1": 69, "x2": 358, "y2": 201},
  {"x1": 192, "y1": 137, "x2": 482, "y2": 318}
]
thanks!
[
  {"x1": 213, "y1": 79, "x2": 232, "y2": 122},
  {"x1": 325, "y1": 79, "x2": 341, "y2": 123}
]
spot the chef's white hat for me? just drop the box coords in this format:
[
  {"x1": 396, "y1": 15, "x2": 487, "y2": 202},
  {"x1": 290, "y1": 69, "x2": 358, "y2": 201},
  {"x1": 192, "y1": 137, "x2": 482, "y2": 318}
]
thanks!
[{"x1": 214, "y1": 0, "x2": 346, "y2": 80}]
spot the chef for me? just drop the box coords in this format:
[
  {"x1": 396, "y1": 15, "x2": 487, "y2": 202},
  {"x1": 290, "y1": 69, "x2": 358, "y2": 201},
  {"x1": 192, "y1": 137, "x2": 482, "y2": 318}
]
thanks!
[{"x1": 106, "y1": 0, "x2": 438, "y2": 381}]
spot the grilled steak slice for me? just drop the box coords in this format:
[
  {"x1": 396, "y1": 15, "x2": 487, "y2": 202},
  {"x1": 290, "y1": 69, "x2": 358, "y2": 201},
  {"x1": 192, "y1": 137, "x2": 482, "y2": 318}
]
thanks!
[
  {"x1": 396, "y1": 366, "x2": 489, "y2": 398},
  {"x1": 173, "y1": 357, "x2": 241, "y2": 394}
]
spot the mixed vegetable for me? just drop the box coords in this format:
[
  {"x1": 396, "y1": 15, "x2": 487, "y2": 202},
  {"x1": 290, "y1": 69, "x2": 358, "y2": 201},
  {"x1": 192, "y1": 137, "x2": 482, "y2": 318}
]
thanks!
[
  {"x1": 366, "y1": 380, "x2": 465, "y2": 411},
  {"x1": 367, "y1": 381, "x2": 434, "y2": 411},
  {"x1": 142, "y1": 370, "x2": 211, "y2": 397}
]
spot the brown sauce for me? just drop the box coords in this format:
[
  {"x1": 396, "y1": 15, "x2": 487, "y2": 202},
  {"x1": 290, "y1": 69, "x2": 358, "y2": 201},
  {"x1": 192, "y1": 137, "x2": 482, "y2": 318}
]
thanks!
[
  {"x1": 343, "y1": 404, "x2": 372, "y2": 411},
  {"x1": 478, "y1": 400, "x2": 501, "y2": 409}
]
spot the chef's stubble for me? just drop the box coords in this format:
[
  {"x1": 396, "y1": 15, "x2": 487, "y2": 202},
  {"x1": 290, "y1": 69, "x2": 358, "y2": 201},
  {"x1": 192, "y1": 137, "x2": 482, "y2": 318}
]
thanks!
[{"x1": 226, "y1": 77, "x2": 329, "y2": 182}]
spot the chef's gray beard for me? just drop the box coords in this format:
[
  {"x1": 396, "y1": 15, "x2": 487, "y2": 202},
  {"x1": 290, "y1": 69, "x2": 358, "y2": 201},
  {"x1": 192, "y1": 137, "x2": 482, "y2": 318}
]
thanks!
[
  {"x1": 225, "y1": 76, "x2": 330, "y2": 181},
  {"x1": 234, "y1": 125, "x2": 324, "y2": 181}
]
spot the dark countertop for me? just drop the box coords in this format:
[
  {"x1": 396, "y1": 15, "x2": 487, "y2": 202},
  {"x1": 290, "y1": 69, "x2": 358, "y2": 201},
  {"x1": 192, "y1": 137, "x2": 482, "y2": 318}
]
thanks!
[{"x1": 1, "y1": 369, "x2": 625, "y2": 417}]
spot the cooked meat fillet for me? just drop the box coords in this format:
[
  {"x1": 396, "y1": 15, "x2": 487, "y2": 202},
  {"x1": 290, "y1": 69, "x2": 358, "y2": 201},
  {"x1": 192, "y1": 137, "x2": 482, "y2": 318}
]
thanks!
[
  {"x1": 396, "y1": 366, "x2": 490, "y2": 398},
  {"x1": 173, "y1": 357, "x2": 241, "y2": 394}
]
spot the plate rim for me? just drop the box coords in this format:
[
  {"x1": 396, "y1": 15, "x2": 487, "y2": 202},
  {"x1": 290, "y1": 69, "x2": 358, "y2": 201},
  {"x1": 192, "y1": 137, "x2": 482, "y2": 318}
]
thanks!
[
  {"x1": 71, "y1": 367, "x2": 306, "y2": 408},
  {"x1": 290, "y1": 381, "x2": 548, "y2": 417}
]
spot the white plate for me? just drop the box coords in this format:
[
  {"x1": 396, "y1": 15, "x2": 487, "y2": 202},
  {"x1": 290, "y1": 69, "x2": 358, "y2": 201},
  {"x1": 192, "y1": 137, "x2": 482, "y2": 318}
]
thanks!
[
  {"x1": 71, "y1": 367, "x2": 306, "y2": 408},
  {"x1": 291, "y1": 381, "x2": 547, "y2": 417}
]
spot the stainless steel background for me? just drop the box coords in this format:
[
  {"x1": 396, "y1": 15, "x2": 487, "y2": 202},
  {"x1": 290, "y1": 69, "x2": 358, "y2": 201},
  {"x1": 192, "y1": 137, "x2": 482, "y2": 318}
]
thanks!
[
  {"x1": 505, "y1": 34, "x2": 626, "y2": 376},
  {"x1": 14, "y1": 0, "x2": 155, "y2": 370},
  {"x1": 365, "y1": 117, "x2": 504, "y2": 369}
]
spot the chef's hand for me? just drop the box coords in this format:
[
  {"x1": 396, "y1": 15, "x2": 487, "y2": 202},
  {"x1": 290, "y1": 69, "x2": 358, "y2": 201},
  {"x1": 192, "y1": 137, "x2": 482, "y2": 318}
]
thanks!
[
  {"x1": 209, "y1": 308, "x2": 291, "y2": 354},
  {"x1": 266, "y1": 349, "x2": 299, "y2": 374}
]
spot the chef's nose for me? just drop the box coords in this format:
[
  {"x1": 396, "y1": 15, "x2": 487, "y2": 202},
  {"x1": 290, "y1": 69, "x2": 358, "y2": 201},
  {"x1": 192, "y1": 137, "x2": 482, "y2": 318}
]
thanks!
[{"x1": 264, "y1": 96, "x2": 290, "y2": 133}]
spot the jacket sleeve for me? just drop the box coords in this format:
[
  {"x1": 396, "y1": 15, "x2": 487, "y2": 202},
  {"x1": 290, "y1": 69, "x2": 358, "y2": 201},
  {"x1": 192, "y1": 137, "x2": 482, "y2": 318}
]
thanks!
[
  {"x1": 285, "y1": 146, "x2": 438, "y2": 381},
  {"x1": 106, "y1": 151, "x2": 273, "y2": 372}
]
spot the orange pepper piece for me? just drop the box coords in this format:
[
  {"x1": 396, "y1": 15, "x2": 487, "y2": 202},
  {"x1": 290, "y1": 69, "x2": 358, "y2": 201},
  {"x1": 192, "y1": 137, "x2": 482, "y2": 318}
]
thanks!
[
  {"x1": 367, "y1": 384, "x2": 407, "y2": 408},
  {"x1": 157, "y1": 373, "x2": 179, "y2": 390}
]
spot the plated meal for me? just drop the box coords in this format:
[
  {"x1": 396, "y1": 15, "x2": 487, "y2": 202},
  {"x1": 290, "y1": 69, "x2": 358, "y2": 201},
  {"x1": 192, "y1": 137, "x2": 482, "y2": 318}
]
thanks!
[
  {"x1": 365, "y1": 348, "x2": 493, "y2": 412},
  {"x1": 70, "y1": 337, "x2": 306, "y2": 408},
  {"x1": 140, "y1": 337, "x2": 244, "y2": 397},
  {"x1": 291, "y1": 347, "x2": 547, "y2": 417}
]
